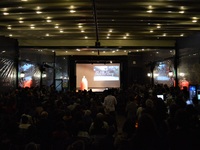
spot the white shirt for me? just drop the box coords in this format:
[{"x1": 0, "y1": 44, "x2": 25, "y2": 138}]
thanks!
[{"x1": 103, "y1": 94, "x2": 117, "y2": 113}]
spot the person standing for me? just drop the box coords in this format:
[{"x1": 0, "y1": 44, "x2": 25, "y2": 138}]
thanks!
[
  {"x1": 103, "y1": 89, "x2": 118, "y2": 131},
  {"x1": 103, "y1": 89, "x2": 117, "y2": 115}
]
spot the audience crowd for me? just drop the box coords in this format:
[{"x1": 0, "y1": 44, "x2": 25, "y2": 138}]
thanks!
[{"x1": 0, "y1": 83, "x2": 200, "y2": 150}]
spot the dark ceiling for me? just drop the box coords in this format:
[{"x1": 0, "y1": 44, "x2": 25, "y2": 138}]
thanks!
[{"x1": 0, "y1": 0, "x2": 200, "y2": 56}]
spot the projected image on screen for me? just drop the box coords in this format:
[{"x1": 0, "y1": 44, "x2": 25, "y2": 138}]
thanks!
[
  {"x1": 76, "y1": 63, "x2": 120, "y2": 91},
  {"x1": 94, "y1": 66, "x2": 119, "y2": 81}
]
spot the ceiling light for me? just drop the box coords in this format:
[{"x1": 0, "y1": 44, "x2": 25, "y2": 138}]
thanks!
[
  {"x1": 30, "y1": 26, "x2": 35, "y2": 29},
  {"x1": 107, "y1": 36, "x2": 109, "y2": 39},
  {"x1": 157, "y1": 25, "x2": 161, "y2": 28},
  {"x1": 163, "y1": 33, "x2": 166, "y2": 36},
  {"x1": 109, "y1": 29, "x2": 113, "y2": 32},
  {"x1": 180, "y1": 34, "x2": 184, "y2": 36},
  {"x1": 150, "y1": 30, "x2": 153, "y2": 33},
  {"x1": 21, "y1": 0, "x2": 28, "y2": 1},
  {"x1": 84, "y1": 36, "x2": 88, "y2": 39},
  {"x1": 3, "y1": 8, "x2": 8, "y2": 11},
  {"x1": 36, "y1": 6, "x2": 41, "y2": 10},
  {"x1": 112, "y1": 51, "x2": 115, "y2": 53},
  {"x1": 147, "y1": 10, "x2": 153, "y2": 13},
  {"x1": 46, "y1": 33, "x2": 49, "y2": 36},
  {"x1": 81, "y1": 30, "x2": 85, "y2": 33},
  {"x1": 36, "y1": 11, "x2": 42, "y2": 14},
  {"x1": 192, "y1": 20, "x2": 197, "y2": 23},
  {"x1": 60, "y1": 30, "x2": 63, "y2": 33},
  {"x1": 70, "y1": 5, "x2": 74, "y2": 9},
  {"x1": 3, "y1": 12, "x2": 9, "y2": 15},
  {"x1": 9, "y1": 34, "x2": 12, "y2": 37},
  {"x1": 46, "y1": 20, "x2": 52, "y2": 22},
  {"x1": 92, "y1": 51, "x2": 94, "y2": 53},
  {"x1": 123, "y1": 36, "x2": 127, "y2": 39},
  {"x1": 46, "y1": 16, "x2": 51, "y2": 19},
  {"x1": 78, "y1": 25, "x2": 83, "y2": 28},
  {"x1": 7, "y1": 26, "x2": 12, "y2": 29},
  {"x1": 19, "y1": 20, "x2": 24, "y2": 23},
  {"x1": 76, "y1": 49, "x2": 80, "y2": 51},
  {"x1": 55, "y1": 26, "x2": 59, "y2": 28},
  {"x1": 103, "y1": 51, "x2": 105, "y2": 53},
  {"x1": 180, "y1": 6, "x2": 185, "y2": 10},
  {"x1": 192, "y1": 17, "x2": 198, "y2": 20},
  {"x1": 124, "y1": 50, "x2": 127, "y2": 52},
  {"x1": 179, "y1": 11, "x2": 184, "y2": 14},
  {"x1": 148, "y1": 5, "x2": 152, "y2": 9},
  {"x1": 70, "y1": 10, "x2": 76, "y2": 13},
  {"x1": 126, "y1": 33, "x2": 129, "y2": 36},
  {"x1": 107, "y1": 34, "x2": 110, "y2": 36}
]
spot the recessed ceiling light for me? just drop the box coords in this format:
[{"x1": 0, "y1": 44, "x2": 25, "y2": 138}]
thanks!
[
  {"x1": 70, "y1": 5, "x2": 74, "y2": 9},
  {"x1": 107, "y1": 36, "x2": 109, "y2": 39},
  {"x1": 150, "y1": 30, "x2": 153, "y2": 33},
  {"x1": 46, "y1": 20, "x2": 52, "y2": 22},
  {"x1": 55, "y1": 25, "x2": 59, "y2": 28},
  {"x1": 123, "y1": 36, "x2": 127, "y2": 39},
  {"x1": 147, "y1": 10, "x2": 153, "y2": 13},
  {"x1": 84, "y1": 36, "x2": 88, "y2": 39},
  {"x1": 9, "y1": 34, "x2": 12, "y2": 37},
  {"x1": 46, "y1": 33, "x2": 49, "y2": 36},
  {"x1": 60, "y1": 30, "x2": 63, "y2": 33},
  {"x1": 3, "y1": 12, "x2": 9, "y2": 15},
  {"x1": 103, "y1": 51, "x2": 105, "y2": 53},
  {"x1": 76, "y1": 49, "x2": 80, "y2": 51},
  {"x1": 163, "y1": 33, "x2": 166, "y2": 36},
  {"x1": 126, "y1": 33, "x2": 129, "y2": 36},
  {"x1": 36, "y1": 11, "x2": 42, "y2": 14},
  {"x1": 92, "y1": 51, "x2": 94, "y2": 53},
  {"x1": 78, "y1": 25, "x2": 83, "y2": 28},
  {"x1": 70, "y1": 10, "x2": 76, "y2": 13},
  {"x1": 148, "y1": 5, "x2": 152, "y2": 9},
  {"x1": 19, "y1": 20, "x2": 24, "y2": 23},
  {"x1": 180, "y1": 6, "x2": 185, "y2": 10},
  {"x1": 180, "y1": 34, "x2": 184, "y2": 36},
  {"x1": 30, "y1": 26, "x2": 35, "y2": 29},
  {"x1": 21, "y1": 0, "x2": 28, "y2": 1},
  {"x1": 65, "y1": 51, "x2": 68, "y2": 53},
  {"x1": 157, "y1": 25, "x2": 161, "y2": 28},
  {"x1": 107, "y1": 33, "x2": 110, "y2": 36},
  {"x1": 3, "y1": 8, "x2": 8, "y2": 11},
  {"x1": 7, "y1": 26, "x2": 12, "y2": 29},
  {"x1": 81, "y1": 30, "x2": 85, "y2": 33},
  {"x1": 36, "y1": 6, "x2": 41, "y2": 10},
  {"x1": 192, "y1": 20, "x2": 197, "y2": 23},
  {"x1": 179, "y1": 11, "x2": 184, "y2": 14},
  {"x1": 124, "y1": 50, "x2": 127, "y2": 52},
  {"x1": 109, "y1": 29, "x2": 113, "y2": 32}
]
